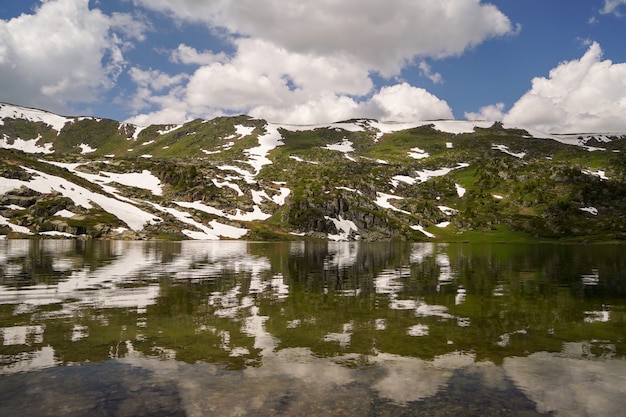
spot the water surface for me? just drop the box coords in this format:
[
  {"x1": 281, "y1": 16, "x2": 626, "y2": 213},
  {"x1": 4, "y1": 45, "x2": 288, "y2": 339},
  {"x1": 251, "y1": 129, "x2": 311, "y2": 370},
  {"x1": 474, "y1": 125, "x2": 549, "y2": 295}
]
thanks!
[{"x1": 1, "y1": 240, "x2": 625, "y2": 416}]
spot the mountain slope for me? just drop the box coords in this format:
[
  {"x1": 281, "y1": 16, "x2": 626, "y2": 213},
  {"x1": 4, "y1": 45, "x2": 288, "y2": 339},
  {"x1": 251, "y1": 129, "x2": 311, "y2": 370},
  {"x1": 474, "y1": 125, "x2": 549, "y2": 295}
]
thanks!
[{"x1": 1, "y1": 103, "x2": 625, "y2": 242}]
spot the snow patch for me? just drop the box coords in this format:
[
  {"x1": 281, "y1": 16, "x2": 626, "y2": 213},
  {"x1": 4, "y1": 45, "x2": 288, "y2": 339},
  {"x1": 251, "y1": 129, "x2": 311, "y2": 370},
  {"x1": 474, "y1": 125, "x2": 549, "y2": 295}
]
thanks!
[
  {"x1": 369, "y1": 120, "x2": 491, "y2": 137},
  {"x1": 79, "y1": 143, "x2": 96, "y2": 154},
  {"x1": 40, "y1": 231, "x2": 75, "y2": 237},
  {"x1": 323, "y1": 138, "x2": 354, "y2": 153},
  {"x1": 0, "y1": 214, "x2": 33, "y2": 235},
  {"x1": 336, "y1": 187, "x2": 363, "y2": 196},
  {"x1": 582, "y1": 169, "x2": 609, "y2": 180},
  {"x1": 408, "y1": 147, "x2": 429, "y2": 159},
  {"x1": 230, "y1": 206, "x2": 272, "y2": 221},
  {"x1": 411, "y1": 225, "x2": 435, "y2": 238},
  {"x1": 54, "y1": 209, "x2": 76, "y2": 218},
  {"x1": 129, "y1": 124, "x2": 146, "y2": 140},
  {"x1": 492, "y1": 144, "x2": 526, "y2": 159},
  {"x1": 276, "y1": 121, "x2": 365, "y2": 134},
  {"x1": 0, "y1": 136, "x2": 53, "y2": 154},
  {"x1": 455, "y1": 183, "x2": 466, "y2": 198},
  {"x1": 290, "y1": 155, "x2": 318, "y2": 164},
  {"x1": 325, "y1": 215, "x2": 359, "y2": 241},
  {"x1": 174, "y1": 201, "x2": 271, "y2": 221},
  {"x1": 375, "y1": 193, "x2": 410, "y2": 214},
  {"x1": 0, "y1": 103, "x2": 73, "y2": 133},
  {"x1": 580, "y1": 207, "x2": 598, "y2": 215},
  {"x1": 234, "y1": 125, "x2": 255, "y2": 137},
  {"x1": 272, "y1": 187, "x2": 291, "y2": 205},
  {"x1": 46, "y1": 163, "x2": 163, "y2": 196},
  {"x1": 157, "y1": 124, "x2": 183, "y2": 135},
  {"x1": 407, "y1": 324, "x2": 429, "y2": 336},
  {"x1": 438, "y1": 206, "x2": 458, "y2": 216},
  {"x1": 2, "y1": 167, "x2": 161, "y2": 231},
  {"x1": 213, "y1": 179, "x2": 244, "y2": 196},
  {"x1": 151, "y1": 203, "x2": 248, "y2": 239},
  {"x1": 391, "y1": 163, "x2": 469, "y2": 186},
  {"x1": 243, "y1": 123, "x2": 284, "y2": 174}
]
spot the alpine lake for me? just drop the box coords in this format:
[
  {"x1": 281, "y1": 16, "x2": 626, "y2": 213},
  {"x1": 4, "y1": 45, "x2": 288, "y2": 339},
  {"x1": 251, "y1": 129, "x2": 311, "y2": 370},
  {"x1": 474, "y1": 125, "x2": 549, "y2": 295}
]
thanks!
[{"x1": 0, "y1": 239, "x2": 625, "y2": 417}]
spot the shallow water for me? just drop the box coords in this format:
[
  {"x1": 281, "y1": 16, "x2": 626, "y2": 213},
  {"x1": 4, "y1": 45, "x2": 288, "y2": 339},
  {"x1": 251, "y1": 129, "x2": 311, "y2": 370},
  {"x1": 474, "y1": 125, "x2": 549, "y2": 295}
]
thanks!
[{"x1": 1, "y1": 240, "x2": 625, "y2": 416}]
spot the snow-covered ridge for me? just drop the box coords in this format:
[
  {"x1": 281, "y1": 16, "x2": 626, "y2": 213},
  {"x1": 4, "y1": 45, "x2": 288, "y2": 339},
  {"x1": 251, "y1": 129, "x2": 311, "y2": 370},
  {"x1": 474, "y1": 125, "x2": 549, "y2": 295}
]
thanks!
[
  {"x1": 0, "y1": 103, "x2": 76, "y2": 133},
  {"x1": 2, "y1": 102, "x2": 625, "y2": 157}
]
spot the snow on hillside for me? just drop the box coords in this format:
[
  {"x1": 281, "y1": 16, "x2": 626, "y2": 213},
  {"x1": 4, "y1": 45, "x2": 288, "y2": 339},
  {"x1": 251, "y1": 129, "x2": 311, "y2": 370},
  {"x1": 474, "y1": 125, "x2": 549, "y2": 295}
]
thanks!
[
  {"x1": 243, "y1": 123, "x2": 283, "y2": 173},
  {"x1": 0, "y1": 137, "x2": 53, "y2": 154},
  {"x1": 0, "y1": 167, "x2": 160, "y2": 231},
  {"x1": 0, "y1": 215, "x2": 32, "y2": 235},
  {"x1": 149, "y1": 203, "x2": 248, "y2": 240},
  {"x1": 369, "y1": 120, "x2": 493, "y2": 138},
  {"x1": 2, "y1": 102, "x2": 624, "y2": 159},
  {"x1": 391, "y1": 163, "x2": 469, "y2": 187},
  {"x1": 46, "y1": 161, "x2": 163, "y2": 196},
  {"x1": 0, "y1": 103, "x2": 74, "y2": 133}
]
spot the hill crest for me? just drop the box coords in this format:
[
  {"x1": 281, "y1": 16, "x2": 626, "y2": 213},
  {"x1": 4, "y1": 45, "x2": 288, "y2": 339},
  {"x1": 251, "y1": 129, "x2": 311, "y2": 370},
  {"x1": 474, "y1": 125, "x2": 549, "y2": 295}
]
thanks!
[{"x1": 1, "y1": 103, "x2": 625, "y2": 242}]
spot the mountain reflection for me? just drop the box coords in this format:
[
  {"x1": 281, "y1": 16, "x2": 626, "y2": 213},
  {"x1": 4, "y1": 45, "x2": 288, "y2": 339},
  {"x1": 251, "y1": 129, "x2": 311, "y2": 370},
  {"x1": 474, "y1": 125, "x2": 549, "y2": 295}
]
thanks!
[{"x1": 1, "y1": 240, "x2": 625, "y2": 416}]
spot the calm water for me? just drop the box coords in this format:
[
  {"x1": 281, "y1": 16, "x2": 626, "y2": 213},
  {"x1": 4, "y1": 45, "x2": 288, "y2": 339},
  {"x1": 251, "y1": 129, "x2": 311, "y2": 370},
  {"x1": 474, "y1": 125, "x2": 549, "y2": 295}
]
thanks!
[{"x1": 0, "y1": 240, "x2": 625, "y2": 417}]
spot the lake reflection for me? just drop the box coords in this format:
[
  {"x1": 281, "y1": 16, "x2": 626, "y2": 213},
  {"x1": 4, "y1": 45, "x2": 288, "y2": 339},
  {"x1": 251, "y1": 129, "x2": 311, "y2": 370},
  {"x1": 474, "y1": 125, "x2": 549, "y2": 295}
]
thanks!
[{"x1": 1, "y1": 240, "x2": 625, "y2": 416}]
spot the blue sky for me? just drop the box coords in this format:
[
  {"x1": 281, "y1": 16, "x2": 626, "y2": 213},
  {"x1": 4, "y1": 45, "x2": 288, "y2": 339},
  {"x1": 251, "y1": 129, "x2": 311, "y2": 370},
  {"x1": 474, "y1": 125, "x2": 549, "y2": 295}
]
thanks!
[{"x1": 1, "y1": 0, "x2": 626, "y2": 133}]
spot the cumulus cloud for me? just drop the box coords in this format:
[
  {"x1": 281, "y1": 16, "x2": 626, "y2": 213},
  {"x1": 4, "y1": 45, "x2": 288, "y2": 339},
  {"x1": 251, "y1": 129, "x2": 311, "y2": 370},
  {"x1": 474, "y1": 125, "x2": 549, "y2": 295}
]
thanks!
[
  {"x1": 465, "y1": 102, "x2": 505, "y2": 121},
  {"x1": 180, "y1": 38, "x2": 372, "y2": 116},
  {"x1": 0, "y1": 0, "x2": 146, "y2": 114},
  {"x1": 366, "y1": 83, "x2": 453, "y2": 121},
  {"x1": 600, "y1": 0, "x2": 626, "y2": 15},
  {"x1": 132, "y1": 0, "x2": 517, "y2": 76},
  {"x1": 170, "y1": 44, "x2": 227, "y2": 66},
  {"x1": 127, "y1": 39, "x2": 380, "y2": 124},
  {"x1": 503, "y1": 42, "x2": 626, "y2": 133},
  {"x1": 246, "y1": 83, "x2": 453, "y2": 124},
  {"x1": 125, "y1": 37, "x2": 454, "y2": 125},
  {"x1": 419, "y1": 61, "x2": 444, "y2": 84},
  {"x1": 250, "y1": 93, "x2": 361, "y2": 125}
]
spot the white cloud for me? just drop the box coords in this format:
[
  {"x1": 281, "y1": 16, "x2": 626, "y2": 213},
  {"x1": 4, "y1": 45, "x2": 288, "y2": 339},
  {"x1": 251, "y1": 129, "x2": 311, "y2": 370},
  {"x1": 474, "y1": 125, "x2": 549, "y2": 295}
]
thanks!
[
  {"x1": 127, "y1": 39, "x2": 378, "y2": 124},
  {"x1": 133, "y1": 0, "x2": 517, "y2": 76},
  {"x1": 127, "y1": 43, "x2": 456, "y2": 124},
  {"x1": 170, "y1": 44, "x2": 227, "y2": 66},
  {"x1": 0, "y1": 0, "x2": 146, "y2": 114},
  {"x1": 126, "y1": 67, "x2": 188, "y2": 112},
  {"x1": 367, "y1": 83, "x2": 453, "y2": 121},
  {"x1": 248, "y1": 83, "x2": 454, "y2": 124},
  {"x1": 250, "y1": 83, "x2": 453, "y2": 124},
  {"x1": 600, "y1": 0, "x2": 626, "y2": 15},
  {"x1": 249, "y1": 93, "x2": 360, "y2": 125},
  {"x1": 123, "y1": 1, "x2": 510, "y2": 125},
  {"x1": 465, "y1": 103, "x2": 505, "y2": 121},
  {"x1": 503, "y1": 42, "x2": 626, "y2": 133},
  {"x1": 419, "y1": 61, "x2": 444, "y2": 84},
  {"x1": 129, "y1": 68, "x2": 188, "y2": 91},
  {"x1": 125, "y1": 106, "x2": 193, "y2": 127}
]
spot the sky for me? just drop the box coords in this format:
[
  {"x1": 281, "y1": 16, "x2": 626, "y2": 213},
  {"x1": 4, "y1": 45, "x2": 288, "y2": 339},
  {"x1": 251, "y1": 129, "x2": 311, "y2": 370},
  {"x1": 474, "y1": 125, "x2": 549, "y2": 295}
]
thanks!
[{"x1": 1, "y1": 0, "x2": 626, "y2": 133}]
